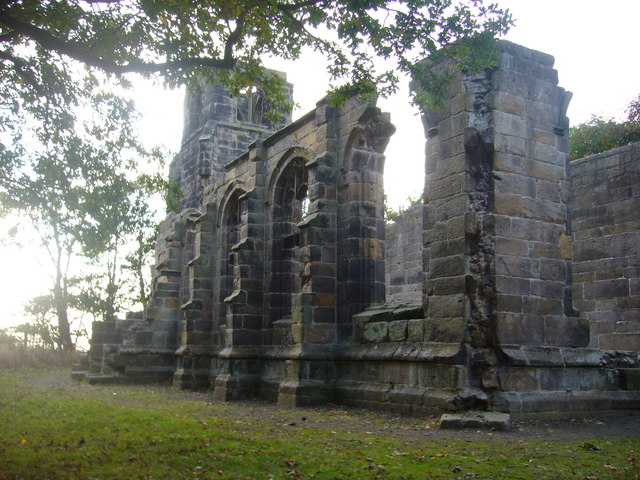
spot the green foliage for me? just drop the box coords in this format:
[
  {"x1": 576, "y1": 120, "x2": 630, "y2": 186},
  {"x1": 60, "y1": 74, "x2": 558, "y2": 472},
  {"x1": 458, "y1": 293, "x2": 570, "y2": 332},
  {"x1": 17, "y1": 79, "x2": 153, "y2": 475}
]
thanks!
[
  {"x1": 0, "y1": 88, "x2": 165, "y2": 348},
  {"x1": 384, "y1": 192, "x2": 424, "y2": 224},
  {"x1": 0, "y1": 0, "x2": 512, "y2": 120},
  {"x1": 569, "y1": 94, "x2": 640, "y2": 160},
  {"x1": 0, "y1": 0, "x2": 512, "y2": 349},
  {"x1": 0, "y1": 370, "x2": 639, "y2": 479}
]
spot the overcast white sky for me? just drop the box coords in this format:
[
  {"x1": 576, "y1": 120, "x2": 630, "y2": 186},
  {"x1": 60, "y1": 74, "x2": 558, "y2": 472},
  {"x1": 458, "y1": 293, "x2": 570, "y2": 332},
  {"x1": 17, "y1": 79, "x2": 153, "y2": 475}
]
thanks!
[{"x1": 2, "y1": 0, "x2": 639, "y2": 331}]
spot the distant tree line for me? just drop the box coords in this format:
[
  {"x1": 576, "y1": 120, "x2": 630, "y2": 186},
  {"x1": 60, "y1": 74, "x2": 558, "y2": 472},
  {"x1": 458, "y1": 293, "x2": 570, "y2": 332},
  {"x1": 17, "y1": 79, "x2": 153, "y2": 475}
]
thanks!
[{"x1": 569, "y1": 94, "x2": 640, "y2": 160}]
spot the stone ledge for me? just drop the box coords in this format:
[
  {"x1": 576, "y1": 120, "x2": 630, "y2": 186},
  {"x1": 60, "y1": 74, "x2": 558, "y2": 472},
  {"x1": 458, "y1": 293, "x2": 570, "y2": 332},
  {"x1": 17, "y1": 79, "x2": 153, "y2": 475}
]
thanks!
[
  {"x1": 501, "y1": 345, "x2": 640, "y2": 368},
  {"x1": 492, "y1": 390, "x2": 640, "y2": 415},
  {"x1": 439, "y1": 412, "x2": 512, "y2": 431},
  {"x1": 259, "y1": 342, "x2": 464, "y2": 363},
  {"x1": 333, "y1": 382, "x2": 453, "y2": 415}
]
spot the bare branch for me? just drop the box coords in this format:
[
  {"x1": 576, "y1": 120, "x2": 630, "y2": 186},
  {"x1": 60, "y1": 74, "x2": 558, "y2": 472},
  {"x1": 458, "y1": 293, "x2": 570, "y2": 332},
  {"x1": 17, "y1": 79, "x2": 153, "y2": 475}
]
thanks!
[
  {"x1": 224, "y1": 12, "x2": 246, "y2": 62},
  {"x1": 0, "y1": 10, "x2": 238, "y2": 75},
  {"x1": 278, "y1": 7, "x2": 332, "y2": 50}
]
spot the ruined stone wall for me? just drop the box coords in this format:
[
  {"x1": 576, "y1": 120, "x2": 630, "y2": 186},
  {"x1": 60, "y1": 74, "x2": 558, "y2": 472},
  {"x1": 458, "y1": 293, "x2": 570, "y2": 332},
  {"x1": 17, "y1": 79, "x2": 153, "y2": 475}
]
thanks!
[
  {"x1": 80, "y1": 42, "x2": 640, "y2": 417},
  {"x1": 384, "y1": 205, "x2": 423, "y2": 304},
  {"x1": 171, "y1": 77, "x2": 292, "y2": 211},
  {"x1": 416, "y1": 41, "x2": 586, "y2": 349},
  {"x1": 486, "y1": 43, "x2": 583, "y2": 347},
  {"x1": 571, "y1": 142, "x2": 640, "y2": 351}
]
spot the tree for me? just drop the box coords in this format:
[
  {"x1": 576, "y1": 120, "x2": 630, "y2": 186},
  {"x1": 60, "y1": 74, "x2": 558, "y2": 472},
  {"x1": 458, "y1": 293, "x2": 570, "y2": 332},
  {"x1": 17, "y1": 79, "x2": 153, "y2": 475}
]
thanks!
[
  {"x1": 77, "y1": 175, "x2": 162, "y2": 322},
  {"x1": 22, "y1": 294, "x2": 62, "y2": 350},
  {"x1": 569, "y1": 94, "x2": 640, "y2": 160},
  {"x1": 0, "y1": 1, "x2": 512, "y2": 116},
  {"x1": 0, "y1": 92, "x2": 164, "y2": 350}
]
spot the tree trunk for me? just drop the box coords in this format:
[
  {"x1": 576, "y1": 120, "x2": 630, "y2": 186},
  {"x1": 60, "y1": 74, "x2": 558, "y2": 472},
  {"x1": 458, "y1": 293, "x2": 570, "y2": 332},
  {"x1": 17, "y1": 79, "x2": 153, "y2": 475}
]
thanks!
[
  {"x1": 52, "y1": 234, "x2": 74, "y2": 352},
  {"x1": 53, "y1": 285, "x2": 73, "y2": 351}
]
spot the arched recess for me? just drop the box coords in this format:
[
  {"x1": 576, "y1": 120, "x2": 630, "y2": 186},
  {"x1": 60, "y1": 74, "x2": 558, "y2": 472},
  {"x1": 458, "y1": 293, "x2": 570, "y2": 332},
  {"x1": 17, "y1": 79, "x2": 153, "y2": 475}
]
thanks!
[
  {"x1": 267, "y1": 154, "x2": 310, "y2": 326},
  {"x1": 216, "y1": 187, "x2": 244, "y2": 332},
  {"x1": 337, "y1": 112, "x2": 395, "y2": 321}
]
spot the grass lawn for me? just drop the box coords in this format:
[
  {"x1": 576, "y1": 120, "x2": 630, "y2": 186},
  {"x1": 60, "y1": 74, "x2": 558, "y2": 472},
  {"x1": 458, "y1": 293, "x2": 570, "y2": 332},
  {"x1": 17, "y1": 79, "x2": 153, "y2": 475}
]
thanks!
[{"x1": 0, "y1": 369, "x2": 638, "y2": 480}]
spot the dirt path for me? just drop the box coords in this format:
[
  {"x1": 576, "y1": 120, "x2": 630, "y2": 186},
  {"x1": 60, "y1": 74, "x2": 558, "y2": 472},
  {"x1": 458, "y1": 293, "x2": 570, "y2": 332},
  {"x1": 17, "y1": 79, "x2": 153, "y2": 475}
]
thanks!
[{"x1": 21, "y1": 371, "x2": 640, "y2": 443}]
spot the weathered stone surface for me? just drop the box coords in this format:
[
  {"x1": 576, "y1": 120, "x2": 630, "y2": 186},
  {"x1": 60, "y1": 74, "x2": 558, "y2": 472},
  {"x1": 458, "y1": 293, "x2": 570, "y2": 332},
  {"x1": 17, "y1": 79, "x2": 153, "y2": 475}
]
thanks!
[
  {"x1": 439, "y1": 412, "x2": 512, "y2": 431},
  {"x1": 571, "y1": 143, "x2": 640, "y2": 351},
  {"x1": 388, "y1": 320, "x2": 408, "y2": 342},
  {"x1": 363, "y1": 322, "x2": 389, "y2": 343},
  {"x1": 81, "y1": 41, "x2": 640, "y2": 419}
]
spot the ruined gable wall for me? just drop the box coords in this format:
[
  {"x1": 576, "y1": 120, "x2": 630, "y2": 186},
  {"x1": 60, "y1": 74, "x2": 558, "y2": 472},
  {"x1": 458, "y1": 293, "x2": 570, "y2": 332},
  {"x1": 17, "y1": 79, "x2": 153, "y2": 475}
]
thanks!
[{"x1": 571, "y1": 142, "x2": 640, "y2": 351}]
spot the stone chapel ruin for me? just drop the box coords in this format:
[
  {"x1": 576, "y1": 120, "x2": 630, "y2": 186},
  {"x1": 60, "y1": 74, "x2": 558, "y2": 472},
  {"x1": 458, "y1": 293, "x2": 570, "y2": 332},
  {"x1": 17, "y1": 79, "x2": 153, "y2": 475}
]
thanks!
[{"x1": 76, "y1": 41, "x2": 640, "y2": 416}]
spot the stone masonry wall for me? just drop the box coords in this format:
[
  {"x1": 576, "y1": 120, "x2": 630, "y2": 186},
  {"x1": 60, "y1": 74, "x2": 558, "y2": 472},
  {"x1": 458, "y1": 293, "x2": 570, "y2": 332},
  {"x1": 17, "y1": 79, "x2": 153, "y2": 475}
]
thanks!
[
  {"x1": 385, "y1": 205, "x2": 423, "y2": 304},
  {"x1": 571, "y1": 142, "x2": 640, "y2": 351},
  {"x1": 488, "y1": 42, "x2": 584, "y2": 348},
  {"x1": 81, "y1": 42, "x2": 640, "y2": 417}
]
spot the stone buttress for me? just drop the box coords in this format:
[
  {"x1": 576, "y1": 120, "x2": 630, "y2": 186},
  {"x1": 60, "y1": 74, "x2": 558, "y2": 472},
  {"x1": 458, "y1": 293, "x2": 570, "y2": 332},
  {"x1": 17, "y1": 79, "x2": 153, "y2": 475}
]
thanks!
[{"x1": 409, "y1": 40, "x2": 639, "y2": 414}]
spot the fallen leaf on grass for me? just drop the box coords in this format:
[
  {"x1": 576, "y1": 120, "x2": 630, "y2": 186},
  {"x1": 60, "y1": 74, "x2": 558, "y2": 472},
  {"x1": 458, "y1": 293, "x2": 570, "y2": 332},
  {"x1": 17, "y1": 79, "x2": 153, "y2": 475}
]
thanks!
[
  {"x1": 388, "y1": 451, "x2": 409, "y2": 457},
  {"x1": 580, "y1": 442, "x2": 602, "y2": 451}
]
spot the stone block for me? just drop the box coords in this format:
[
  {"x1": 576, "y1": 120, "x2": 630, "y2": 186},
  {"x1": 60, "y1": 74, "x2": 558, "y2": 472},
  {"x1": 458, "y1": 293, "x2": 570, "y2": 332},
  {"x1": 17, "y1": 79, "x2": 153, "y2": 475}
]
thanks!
[
  {"x1": 619, "y1": 369, "x2": 640, "y2": 390},
  {"x1": 498, "y1": 367, "x2": 538, "y2": 391},
  {"x1": 497, "y1": 313, "x2": 544, "y2": 345},
  {"x1": 495, "y1": 237, "x2": 529, "y2": 256},
  {"x1": 539, "y1": 368, "x2": 581, "y2": 391},
  {"x1": 573, "y1": 237, "x2": 611, "y2": 263},
  {"x1": 492, "y1": 91, "x2": 526, "y2": 116},
  {"x1": 496, "y1": 255, "x2": 539, "y2": 279},
  {"x1": 428, "y1": 294, "x2": 466, "y2": 318},
  {"x1": 523, "y1": 297, "x2": 562, "y2": 316},
  {"x1": 544, "y1": 316, "x2": 589, "y2": 347},
  {"x1": 429, "y1": 255, "x2": 466, "y2": 278},
  {"x1": 496, "y1": 294, "x2": 523, "y2": 313},
  {"x1": 388, "y1": 320, "x2": 408, "y2": 342},
  {"x1": 611, "y1": 232, "x2": 640, "y2": 258},
  {"x1": 580, "y1": 368, "x2": 619, "y2": 390},
  {"x1": 407, "y1": 319, "x2": 424, "y2": 342},
  {"x1": 496, "y1": 275, "x2": 530, "y2": 295},
  {"x1": 363, "y1": 322, "x2": 389, "y2": 343},
  {"x1": 584, "y1": 279, "x2": 629, "y2": 299},
  {"x1": 439, "y1": 412, "x2": 511, "y2": 431},
  {"x1": 530, "y1": 280, "x2": 564, "y2": 298},
  {"x1": 427, "y1": 276, "x2": 466, "y2": 295},
  {"x1": 598, "y1": 333, "x2": 640, "y2": 351},
  {"x1": 539, "y1": 258, "x2": 567, "y2": 281},
  {"x1": 423, "y1": 318, "x2": 466, "y2": 343},
  {"x1": 495, "y1": 192, "x2": 523, "y2": 216}
]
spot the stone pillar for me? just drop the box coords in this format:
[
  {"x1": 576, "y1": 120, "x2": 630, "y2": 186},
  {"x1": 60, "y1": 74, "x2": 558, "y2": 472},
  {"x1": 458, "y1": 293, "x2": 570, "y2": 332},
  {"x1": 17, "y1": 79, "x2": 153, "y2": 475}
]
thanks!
[
  {"x1": 489, "y1": 42, "x2": 587, "y2": 348},
  {"x1": 173, "y1": 202, "x2": 217, "y2": 390},
  {"x1": 278, "y1": 100, "x2": 340, "y2": 407},
  {"x1": 416, "y1": 41, "x2": 589, "y2": 394},
  {"x1": 336, "y1": 99, "x2": 395, "y2": 335},
  {"x1": 212, "y1": 144, "x2": 267, "y2": 401}
]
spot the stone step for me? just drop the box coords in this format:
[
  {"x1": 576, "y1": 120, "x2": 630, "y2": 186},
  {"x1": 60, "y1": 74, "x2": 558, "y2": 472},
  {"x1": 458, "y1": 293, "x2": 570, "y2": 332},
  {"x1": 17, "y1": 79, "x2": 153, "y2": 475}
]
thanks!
[{"x1": 439, "y1": 412, "x2": 512, "y2": 431}]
